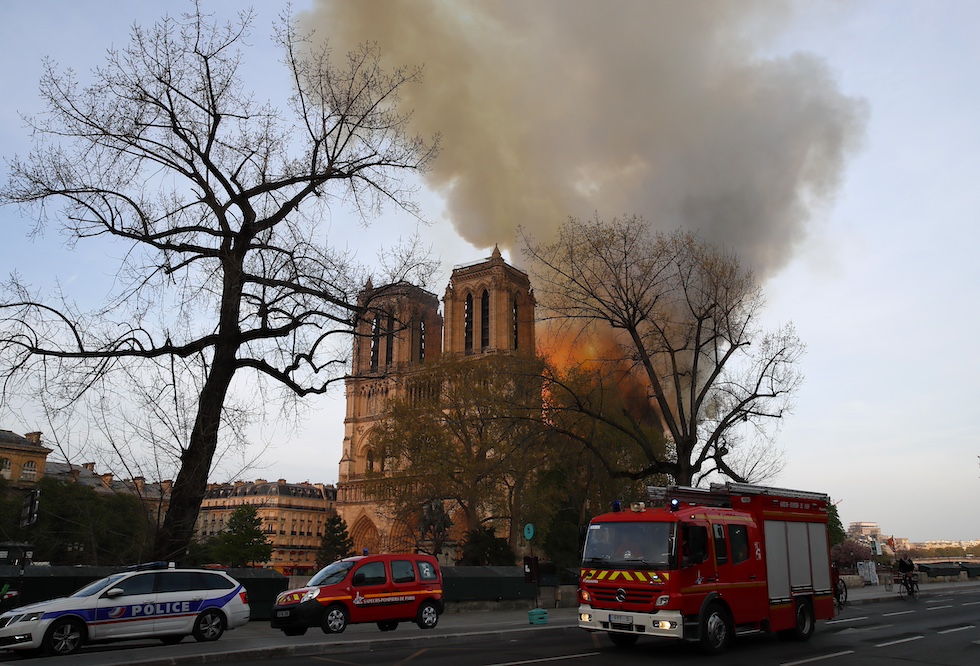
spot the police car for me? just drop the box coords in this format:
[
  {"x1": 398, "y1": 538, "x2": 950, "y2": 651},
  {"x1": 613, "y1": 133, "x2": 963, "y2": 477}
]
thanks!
[{"x1": 0, "y1": 563, "x2": 249, "y2": 656}]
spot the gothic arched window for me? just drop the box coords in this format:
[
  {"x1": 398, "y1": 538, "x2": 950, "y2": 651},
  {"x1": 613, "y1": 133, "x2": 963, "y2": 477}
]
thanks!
[{"x1": 481, "y1": 290, "x2": 490, "y2": 351}]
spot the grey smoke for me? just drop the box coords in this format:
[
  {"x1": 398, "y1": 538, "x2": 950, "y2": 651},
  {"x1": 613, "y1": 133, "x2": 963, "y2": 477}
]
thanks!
[{"x1": 301, "y1": 0, "x2": 867, "y2": 277}]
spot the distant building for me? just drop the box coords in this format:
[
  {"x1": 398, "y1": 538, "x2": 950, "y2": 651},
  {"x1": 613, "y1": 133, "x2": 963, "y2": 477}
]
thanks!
[
  {"x1": 847, "y1": 521, "x2": 881, "y2": 540},
  {"x1": 0, "y1": 430, "x2": 52, "y2": 488},
  {"x1": 42, "y1": 460, "x2": 172, "y2": 527},
  {"x1": 196, "y1": 479, "x2": 337, "y2": 576}
]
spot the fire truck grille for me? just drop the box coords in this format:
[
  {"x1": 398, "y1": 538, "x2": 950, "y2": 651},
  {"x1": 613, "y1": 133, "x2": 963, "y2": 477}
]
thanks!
[{"x1": 593, "y1": 588, "x2": 659, "y2": 605}]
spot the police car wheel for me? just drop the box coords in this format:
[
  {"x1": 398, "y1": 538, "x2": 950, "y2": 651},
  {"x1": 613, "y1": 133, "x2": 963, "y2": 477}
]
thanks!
[
  {"x1": 192, "y1": 610, "x2": 225, "y2": 642},
  {"x1": 44, "y1": 617, "x2": 85, "y2": 656},
  {"x1": 416, "y1": 600, "x2": 439, "y2": 629},
  {"x1": 159, "y1": 635, "x2": 185, "y2": 645},
  {"x1": 322, "y1": 604, "x2": 349, "y2": 633}
]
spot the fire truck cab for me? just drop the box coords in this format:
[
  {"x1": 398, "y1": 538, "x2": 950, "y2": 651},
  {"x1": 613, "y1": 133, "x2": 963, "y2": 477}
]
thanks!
[{"x1": 578, "y1": 482, "x2": 835, "y2": 654}]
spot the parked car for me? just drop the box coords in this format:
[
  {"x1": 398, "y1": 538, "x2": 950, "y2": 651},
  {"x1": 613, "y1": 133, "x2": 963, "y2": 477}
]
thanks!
[
  {"x1": 0, "y1": 563, "x2": 249, "y2": 656},
  {"x1": 271, "y1": 553, "x2": 443, "y2": 635}
]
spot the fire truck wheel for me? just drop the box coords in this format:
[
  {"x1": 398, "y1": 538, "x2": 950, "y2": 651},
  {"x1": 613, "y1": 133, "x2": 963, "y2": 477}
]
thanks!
[
  {"x1": 781, "y1": 599, "x2": 815, "y2": 641},
  {"x1": 699, "y1": 604, "x2": 732, "y2": 654},
  {"x1": 608, "y1": 632, "x2": 638, "y2": 648}
]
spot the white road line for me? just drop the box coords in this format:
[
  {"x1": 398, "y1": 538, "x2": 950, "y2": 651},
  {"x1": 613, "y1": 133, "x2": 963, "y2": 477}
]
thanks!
[
  {"x1": 780, "y1": 651, "x2": 855, "y2": 666},
  {"x1": 876, "y1": 635, "x2": 924, "y2": 648},
  {"x1": 926, "y1": 598, "x2": 953, "y2": 603},
  {"x1": 825, "y1": 616, "x2": 868, "y2": 624},
  {"x1": 883, "y1": 610, "x2": 915, "y2": 617},
  {"x1": 938, "y1": 625, "x2": 975, "y2": 635},
  {"x1": 962, "y1": 601, "x2": 980, "y2": 607},
  {"x1": 926, "y1": 605, "x2": 953, "y2": 611},
  {"x1": 489, "y1": 653, "x2": 601, "y2": 666}
]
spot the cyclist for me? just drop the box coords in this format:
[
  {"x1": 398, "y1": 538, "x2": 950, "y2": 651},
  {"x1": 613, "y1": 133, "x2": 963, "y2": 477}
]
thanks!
[{"x1": 897, "y1": 553, "x2": 917, "y2": 594}]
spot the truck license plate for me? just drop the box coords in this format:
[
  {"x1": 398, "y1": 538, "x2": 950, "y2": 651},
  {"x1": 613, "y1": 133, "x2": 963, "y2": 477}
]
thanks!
[
  {"x1": 276, "y1": 610, "x2": 290, "y2": 618},
  {"x1": 609, "y1": 614, "x2": 632, "y2": 624}
]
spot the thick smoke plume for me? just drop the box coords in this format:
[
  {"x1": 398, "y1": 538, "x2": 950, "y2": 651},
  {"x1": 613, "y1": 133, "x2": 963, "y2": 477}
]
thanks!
[{"x1": 302, "y1": 0, "x2": 867, "y2": 277}]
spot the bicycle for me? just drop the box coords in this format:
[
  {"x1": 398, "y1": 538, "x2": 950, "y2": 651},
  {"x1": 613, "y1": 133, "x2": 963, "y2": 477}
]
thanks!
[{"x1": 897, "y1": 572, "x2": 919, "y2": 600}]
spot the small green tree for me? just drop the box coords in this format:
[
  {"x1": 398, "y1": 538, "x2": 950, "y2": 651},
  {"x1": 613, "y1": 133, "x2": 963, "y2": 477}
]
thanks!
[
  {"x1": 459, "y1": 526, "x2": 516, "y2": 566},
  {"x1": 210, "y1": 505, "x2": 272, "y2": 567},
  {"x1": 315, "y1": 514, "x2": 355, "y2": 568},
  {"x1": 828, "y1": 502, "x2": 846, "y2": 546}
]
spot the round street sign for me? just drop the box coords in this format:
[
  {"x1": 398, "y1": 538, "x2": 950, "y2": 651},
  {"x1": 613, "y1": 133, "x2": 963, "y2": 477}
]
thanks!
[{"x1": 523, "y1": 523, "x2": 535, "y2": 540}]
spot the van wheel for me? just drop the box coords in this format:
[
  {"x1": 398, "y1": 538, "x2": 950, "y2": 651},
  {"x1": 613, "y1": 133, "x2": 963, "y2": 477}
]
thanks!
[
  {"x1": 416, "y1": 600, "x2": 439, "y2": 629},
  {"x1": 609, "y1": 632, "x2": 638, "y2": 648},
  {"x1": 699, "y1": 603, "x2": 732, "y2": 654},
  {"x1": 377, "y1": 620, "x2": 399, "y2": 631},
  {"x1": 322, "y1": 604, "x2": 349, "y2": 633},
  {"x1": 785, "y1": 599, "x2": 815, "y2": 641},
  {"x1": 192, "y1": 610, "x2": 225, "y2": 642},
  {"x1": 282, "y1": 627, "x2": 308, "y2": 636},
  {"x1": 43, "y1": 617, "x2": 85, "y2": 656}
]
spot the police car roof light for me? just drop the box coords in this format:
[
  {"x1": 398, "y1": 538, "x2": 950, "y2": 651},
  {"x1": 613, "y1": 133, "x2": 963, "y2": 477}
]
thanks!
[{"x1": 127, "y1": 561, "x2": 173, "y2": 571}]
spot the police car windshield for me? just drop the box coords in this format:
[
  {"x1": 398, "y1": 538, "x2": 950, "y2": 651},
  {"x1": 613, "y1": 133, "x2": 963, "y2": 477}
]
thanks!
[
  {"x1": 582, "y1": 521, "x2": 676, "y2": 569},
  {"x1": 307, "y1": 560, "x2": 355, "y2": 586},
  {"x1": 71, "y1": 573, "x2": 129, "y2": 598}
]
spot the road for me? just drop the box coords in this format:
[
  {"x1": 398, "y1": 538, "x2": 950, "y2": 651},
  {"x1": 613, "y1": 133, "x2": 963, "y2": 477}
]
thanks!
[
  {"x1": 3, "y1": 583, "x2": 978, "y2": 665},
  {"x1": 215, "y1": 588, "x2": 980, "y2": 665}
]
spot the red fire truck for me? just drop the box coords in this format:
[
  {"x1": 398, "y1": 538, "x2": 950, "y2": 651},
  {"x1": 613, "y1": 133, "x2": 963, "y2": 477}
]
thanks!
[{"x1": 578, "y1": 482, "x2": 836, "y2": 653}]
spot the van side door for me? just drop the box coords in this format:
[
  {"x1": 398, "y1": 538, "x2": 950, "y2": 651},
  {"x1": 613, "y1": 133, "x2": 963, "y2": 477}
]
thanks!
[{"x1": 349, "y1": 559, "x2": 390, "y2": 624}]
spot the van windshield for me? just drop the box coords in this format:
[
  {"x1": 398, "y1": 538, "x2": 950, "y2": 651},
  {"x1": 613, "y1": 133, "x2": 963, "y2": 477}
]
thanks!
[
  {"x1": 582, "y1": 521, "x2": 676, "y2": 569},
  {"x1": 307, "y1": 560, "x2": 355, "y2": 586}
]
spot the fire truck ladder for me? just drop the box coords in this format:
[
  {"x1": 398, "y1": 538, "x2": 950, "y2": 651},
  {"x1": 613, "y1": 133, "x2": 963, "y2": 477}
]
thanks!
[{"x1": 647, "y1": 482, "x2": 830, "y2": 509}]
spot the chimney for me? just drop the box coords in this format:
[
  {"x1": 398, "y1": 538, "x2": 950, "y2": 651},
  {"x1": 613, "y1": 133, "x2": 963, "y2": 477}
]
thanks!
[
  {"x1": 100, "y1": 473, "x2": 113, "y2": 487},
  {"x1": 82, "y1": 462, "x2": 96, "y2": 472},
  {"x1": 133, "y1": 476, "x2": 145, "y2": 492},
  {"x1": 25, "y1": 432, "x2": 42, "y2": 444},
  {"x1": 161, "y1": 480, "x2": 173, "y2": 494}
]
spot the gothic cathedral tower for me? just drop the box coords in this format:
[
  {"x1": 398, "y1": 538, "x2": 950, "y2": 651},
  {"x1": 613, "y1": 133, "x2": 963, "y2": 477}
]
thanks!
[
  {"x1": 336, "y1": 281, "x2": 443, "y2": 553},
  {"x1": 443, "y1": 246, "x2": 535, "y2": 357},
  {"x1": 335, "y1": 247, "x2": 535, "y2": 555}
]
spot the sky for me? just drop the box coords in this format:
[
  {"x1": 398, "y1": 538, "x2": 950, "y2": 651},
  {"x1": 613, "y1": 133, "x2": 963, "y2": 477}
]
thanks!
[{"x1": 0, "y1": 1, "x2": 977, "y2": 543}]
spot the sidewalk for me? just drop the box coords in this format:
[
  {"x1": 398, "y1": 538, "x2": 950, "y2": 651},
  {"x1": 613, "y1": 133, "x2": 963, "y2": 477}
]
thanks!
[{"x1": 841, "y1": 576, "x2": 980, "y2": 606}]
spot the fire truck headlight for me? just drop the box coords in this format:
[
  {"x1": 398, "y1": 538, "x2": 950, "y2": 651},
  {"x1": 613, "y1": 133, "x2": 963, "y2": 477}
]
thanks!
[
  {"x1": 580, "y1": 612, "x2": 593, "y2": 622},
  {"x1": 579, "y1": 588, "x2": 592, "y2": 604},
  {"x1": 301, "y1": 588, "x2": 320, "y2": 603},
  {"x1": 655, "y1": 594, "x2": 670, "y2": 607}
]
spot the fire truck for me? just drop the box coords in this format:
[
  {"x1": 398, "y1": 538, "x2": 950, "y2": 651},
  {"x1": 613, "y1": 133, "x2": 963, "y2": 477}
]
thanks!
[{"x1": 578, "y1": 482, "x2": 836, "y2": 653}]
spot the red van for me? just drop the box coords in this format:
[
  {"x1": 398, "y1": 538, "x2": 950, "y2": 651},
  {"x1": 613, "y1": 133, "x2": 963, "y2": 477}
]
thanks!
[{"x1": 271, "y1": 554, "x2": 444, "y2": 635}]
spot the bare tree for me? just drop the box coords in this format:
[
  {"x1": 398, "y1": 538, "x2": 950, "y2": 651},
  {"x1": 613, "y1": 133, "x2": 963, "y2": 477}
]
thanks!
[
  {"x1": 524, "y1": 215, "x2": 803, "y2": 486},
  {"x1": 0, "y1": 4, "x2": 437, "y2": 560},
  {"x1": 366, "y1": 353, "x2": 548, "y2": 553}
]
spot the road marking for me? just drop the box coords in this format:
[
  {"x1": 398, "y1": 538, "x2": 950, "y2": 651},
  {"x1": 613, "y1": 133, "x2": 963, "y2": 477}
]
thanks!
[
  {"x1": 825, "y1": 616, "x2": 868, "y2": 624},
  {"x1": 926, "y1": 598, "x2": 953, "y2": 603},
  {"x1": 876, "y1": 635, "x2": 923, "y2": 647},
  {"x1": 780, "y1": 650, "x2": 854, "y2": 665},
  {"x1": 926, "y1": 605, "x2": 953, "y2": 611},
  {"x1": 489, "y1": 653, "x2": 601, "y2": 666},
  {"x1": 883, "y1": 610, "x2": 915, "y2": 617},
  {"x1": 962, "y1": 601, "x2": 980, "y2": 607},
  {"x1": 938, "y1": 625, "x2": 975, "y2": 635}
]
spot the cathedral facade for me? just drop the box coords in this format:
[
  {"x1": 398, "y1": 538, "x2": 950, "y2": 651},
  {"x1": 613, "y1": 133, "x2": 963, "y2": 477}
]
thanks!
[{"x1": 335, "y1": 247, "x2": 535, "y2": 556}]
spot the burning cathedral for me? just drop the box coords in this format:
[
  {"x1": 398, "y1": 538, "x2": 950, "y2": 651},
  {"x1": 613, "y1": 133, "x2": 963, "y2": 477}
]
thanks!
[{"x1": 335, "y1": 246, "x2": 536, "y2": 556}]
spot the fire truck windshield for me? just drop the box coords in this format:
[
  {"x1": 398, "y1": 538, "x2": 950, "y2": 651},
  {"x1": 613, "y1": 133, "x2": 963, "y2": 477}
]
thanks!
[{"x1": 582, "y1": 521, "x2": 676, "y2": 569}]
